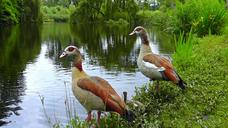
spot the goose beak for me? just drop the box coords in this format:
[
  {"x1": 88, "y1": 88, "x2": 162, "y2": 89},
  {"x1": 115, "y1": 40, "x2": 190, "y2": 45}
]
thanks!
[
  {"x1": 59, "y1": 51, "x2": 67, "y2": 58},
  {"x1": 129, "y1": 31, "x2": 135, "y2": 36}
]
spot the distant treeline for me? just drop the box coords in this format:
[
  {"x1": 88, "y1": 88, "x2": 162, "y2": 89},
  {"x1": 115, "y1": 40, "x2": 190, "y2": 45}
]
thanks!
[
  {"x1": 0, "y1": 0, "x2": 139, "y2": 25},
  {"x1": 70, "y1": 0, "x2": 138, "y2": 24},
  {"x1": 0, "y1": 0, "x2": 42, "y2": 25}
]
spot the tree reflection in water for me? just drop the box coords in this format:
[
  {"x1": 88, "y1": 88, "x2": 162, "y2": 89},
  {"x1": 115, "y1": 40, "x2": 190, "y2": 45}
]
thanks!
[{"x1": 0, "y1": 24, "x2": 41, "y2": 126}]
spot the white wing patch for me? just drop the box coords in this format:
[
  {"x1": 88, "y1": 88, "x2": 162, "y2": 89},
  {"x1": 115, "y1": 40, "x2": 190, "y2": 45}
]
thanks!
[{"x1": 143, "y1": 61, "x2": 165, "y2": 72}]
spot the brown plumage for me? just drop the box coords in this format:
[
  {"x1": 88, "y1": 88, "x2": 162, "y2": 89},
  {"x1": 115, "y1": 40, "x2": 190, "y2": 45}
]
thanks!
[
  {"x1": 59, "y1": 45, "x2": 134, "y2": 123},
  {"x1": 77, "y1": 77, "x2": 126, "y2": 114},
  {"x1": 129, "y1": 26, "x2": 186, "y2": 90}
]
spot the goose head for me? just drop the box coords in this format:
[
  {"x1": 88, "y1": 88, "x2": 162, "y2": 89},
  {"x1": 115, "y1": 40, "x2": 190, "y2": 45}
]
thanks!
[
  {"x1": 59, "y1": 45, "x2": 81, "y2": 58},
  {"x1": 129, "y1": 26, "x2": 149, "y2": 45},
  {"x1": 129, "y1": 26, "x2": 146, "y2": 36}
]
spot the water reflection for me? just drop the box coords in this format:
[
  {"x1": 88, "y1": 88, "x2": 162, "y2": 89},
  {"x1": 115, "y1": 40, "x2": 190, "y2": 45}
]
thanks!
[
  {"x1": 0, "y1": 23, "x2": 175, "y2": 127},
  {"x1": 43, "y1": 23, "x2": 174, "y2": 72},
  {"x1": 0, "y1": 24, "x2": 41, "y2": 126},
  {"x1": 69, "y1": 23, "x2": 138, "y2": 72}
]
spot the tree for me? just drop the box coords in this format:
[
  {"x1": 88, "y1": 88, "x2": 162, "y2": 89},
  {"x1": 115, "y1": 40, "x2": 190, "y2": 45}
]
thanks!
[
  {"x1": 70, "y1": 0, "x2": 138, "y2": 23},
  {"x1": 0, "y1": 0, "x2": 20, "y2": 24},
  {"x1": 21, "y1": 0, "x2": 42, "y2": 22},
  {"x1": 226, "y1": 0, "x2": 228, "y2": 9}
]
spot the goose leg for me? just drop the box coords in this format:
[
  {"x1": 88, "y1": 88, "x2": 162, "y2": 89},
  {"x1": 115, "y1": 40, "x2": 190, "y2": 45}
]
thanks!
[
  {"x1": 97, "y1": 111, "x2": 101, "y2": 124},
  {"x1": 86, "y1": 111, "x2": 92, "y2": 122}
]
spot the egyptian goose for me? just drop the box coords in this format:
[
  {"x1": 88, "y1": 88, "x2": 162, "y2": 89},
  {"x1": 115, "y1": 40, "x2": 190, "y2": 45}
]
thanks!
[
  {"x1": 129, "y1": 26, "x2": 186, "y2": 90},
  {"x1": 59, "y1": 46, "x2": 134, "y2": 123}
]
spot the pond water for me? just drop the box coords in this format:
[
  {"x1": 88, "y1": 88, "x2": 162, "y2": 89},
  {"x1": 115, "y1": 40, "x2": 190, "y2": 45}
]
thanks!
[{"x1": 0, "y1": 23, "x2": 175, "y2": 128}]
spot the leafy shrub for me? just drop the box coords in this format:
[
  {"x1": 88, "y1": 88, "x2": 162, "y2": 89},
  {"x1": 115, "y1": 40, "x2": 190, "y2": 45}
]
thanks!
[
  {"x1": 136, "y1": 10, "x2": 164, "y2": 25},
  {"x1": 41, "y1": 5, "x2": 71, "y2": 22},
  {"x1": 113, "y1": 11, "x2": 130, "y2": 21},
  {"x1": 105, "y1": 18, "x2": 129, "y2": 27},
  {"x1": 70, "y1": 0, "x2": 138, "y2": 24},
  {"x1": 0, "y1": 0, "x2": 19, "y2": 24},
  {"x1": 68, "y1": 4, "x2": 76, "y2": 14},
  {"x1": 21, "y1": 0, "x2": 42, "y2": 22},
  {"x1": 176, "y1": 0, "x2": 227, "y2": 36},
  {"x1": 135, "y1": 9, "x2": 177, "y2": 32}
]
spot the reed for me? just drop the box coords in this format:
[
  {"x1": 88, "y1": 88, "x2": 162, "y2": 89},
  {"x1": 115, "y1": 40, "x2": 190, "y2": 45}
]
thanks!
[
  {"x1": 173, "y1": 30, "x2": 195, "y2": 69},
  {"x1": 176, "y1": 0, "x2": 227, "y2": 36}
]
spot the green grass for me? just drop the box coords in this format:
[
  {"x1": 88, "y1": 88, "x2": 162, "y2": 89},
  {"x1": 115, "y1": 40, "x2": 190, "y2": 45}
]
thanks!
[
  {"x1": 175, "y1": 0, "x2": 227, "y2": 36},
  {"x1": 131, "y1": 35, "x2": 228, "y2": 127},
  {"x1": 173, "y1": 30, "x2": 195, "y2": 69}
]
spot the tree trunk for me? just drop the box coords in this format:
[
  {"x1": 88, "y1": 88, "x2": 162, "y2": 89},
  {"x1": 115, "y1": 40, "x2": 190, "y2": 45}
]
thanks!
[{"x1": 226, "y1": 0, "x2": 228, "y2": 9}]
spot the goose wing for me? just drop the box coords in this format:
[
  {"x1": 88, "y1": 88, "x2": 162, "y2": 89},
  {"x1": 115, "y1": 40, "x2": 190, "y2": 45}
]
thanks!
[
  {"x1": 143, "y1": 54, "x2": 179, "y2": 83},
  {"x1": 77, "y1": 76, "x2": 126, "y2": 114}
]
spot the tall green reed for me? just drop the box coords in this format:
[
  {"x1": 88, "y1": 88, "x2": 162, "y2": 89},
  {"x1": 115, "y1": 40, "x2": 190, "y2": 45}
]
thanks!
[
  {"x1": 176, "y1": 0, "x2": 227, "y2": 36},
  {"x1": 173, "y1": 30, "x2": 195, "y2": 69}
]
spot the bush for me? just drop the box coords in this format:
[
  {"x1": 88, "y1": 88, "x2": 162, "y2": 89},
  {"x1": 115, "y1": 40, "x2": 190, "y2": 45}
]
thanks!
[
  {"x1": 0, "y1": 0, "x2": 19, "y2": 24},
  {"x1": 113, "y1": 11, "x2": 130, "y2": 21},
  {"x1": 176, "y1": 0, "x2": 227, "y2": 36},
  {"x1": 135, "y1": 9, "x2": 177, "y2": 32},
  {"x1": 136, "y1": 10, "x2": 163, "y2": 25},
  {"x1": 41, "y1": 5, "x2": 71, "y2": 22},
  {"x1": 70, "y1": 0, "x2": 138, "y2": 24},
  {"x1": 105, "y1": 18, "x2": 129, "y2": 27}
]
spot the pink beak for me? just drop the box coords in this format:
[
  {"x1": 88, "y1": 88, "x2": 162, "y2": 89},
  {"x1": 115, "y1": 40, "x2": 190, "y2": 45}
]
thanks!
[{"x1": 59, "y1": 51, "x2": 67, "y2": 58}]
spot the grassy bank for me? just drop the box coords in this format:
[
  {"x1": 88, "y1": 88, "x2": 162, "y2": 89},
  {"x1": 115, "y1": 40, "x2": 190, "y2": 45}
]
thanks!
[
  {"x1": 59, "y1": 32, "x2": 228, "y2": 128},
  {"x1": 127, "y1": 35, "x2": 228, "y2": 127}
]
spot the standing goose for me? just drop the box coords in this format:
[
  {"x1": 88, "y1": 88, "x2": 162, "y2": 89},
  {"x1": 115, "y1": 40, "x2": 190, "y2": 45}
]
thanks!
[
  {"x1": 129, "y1": 26, "x2": 186, "y2": 90},
  {"x1": 59, "y1": 46, "x2": 134, "y2": 123}
]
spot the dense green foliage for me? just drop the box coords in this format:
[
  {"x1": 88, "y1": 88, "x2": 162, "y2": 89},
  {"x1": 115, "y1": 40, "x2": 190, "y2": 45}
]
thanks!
[
  {"x1": 22, "y1": 0, "x2": 42, "y2": 22},
  {"x1": 0, "y1": 0, "x2": 20, "y2": 24},
  {"x1": 70, "y1": 0, "x2": 138, "y2": 24},
  {"x1": 137, "y1": 0, "x2": 227, "y2": 36},
  {"x1": 175, "y1": 0, "x2": 227, "y2": 36},
  {"x1": 42, "y1": 0, "x2": 74, "y2": 7},
  {"x1": 0, "y1": 0, "x2": 42, "y2": 24},
  {"x1": 40, "y1": 0, "x2": 77, "y2": 22},
  {"x1": 41, "y1": 5, "x2": 75, "y2": 22}
]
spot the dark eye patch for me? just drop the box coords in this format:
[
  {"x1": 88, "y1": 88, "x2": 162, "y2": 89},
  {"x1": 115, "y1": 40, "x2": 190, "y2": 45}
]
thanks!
[
  {"x1": 136, "y1": 28, "x2": 142, "y2": 31},
  {"x1": 68, "y1": 47, "x2": 75, "y2": 52}
]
